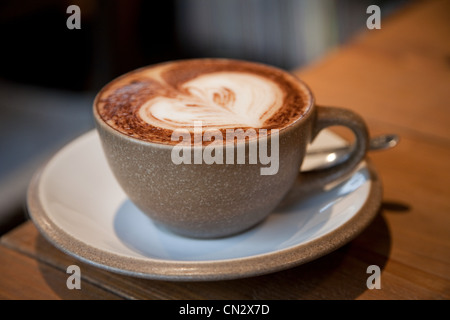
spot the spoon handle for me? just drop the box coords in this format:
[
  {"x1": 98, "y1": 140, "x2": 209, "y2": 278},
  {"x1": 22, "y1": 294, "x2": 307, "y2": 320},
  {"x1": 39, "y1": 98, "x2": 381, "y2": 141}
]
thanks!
[
  {"x1": 306, "y1": 133, "x2": 399, "y2": 155},
  {"x1": 369, "y1": 134, "x2": 399, "y2": 151}
]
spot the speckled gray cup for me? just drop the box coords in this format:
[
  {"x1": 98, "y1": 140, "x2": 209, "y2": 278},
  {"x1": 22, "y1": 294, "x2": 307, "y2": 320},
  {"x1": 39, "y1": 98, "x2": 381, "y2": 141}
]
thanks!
[{"x1": 93, "y1": 63, "x2": 369, "y2": 238}]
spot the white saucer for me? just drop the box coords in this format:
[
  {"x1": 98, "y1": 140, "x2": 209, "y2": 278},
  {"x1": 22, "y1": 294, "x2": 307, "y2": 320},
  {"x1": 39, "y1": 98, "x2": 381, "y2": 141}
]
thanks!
[{"x1": 27, "y1": 130, "x2": 382, "y2": 281}]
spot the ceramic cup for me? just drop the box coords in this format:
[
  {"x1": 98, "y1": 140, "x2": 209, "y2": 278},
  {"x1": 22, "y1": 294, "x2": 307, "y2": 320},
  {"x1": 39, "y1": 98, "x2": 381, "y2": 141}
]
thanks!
[{"x1": 93, "y1": 60, "x2": 369, "y2": 238}]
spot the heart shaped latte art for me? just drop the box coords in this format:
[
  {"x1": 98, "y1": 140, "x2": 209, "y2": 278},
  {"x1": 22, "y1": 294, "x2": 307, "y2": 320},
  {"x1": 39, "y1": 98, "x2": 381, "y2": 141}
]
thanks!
[{"x1": 138, "y1": 72, "x2": 284, "y2": 131}]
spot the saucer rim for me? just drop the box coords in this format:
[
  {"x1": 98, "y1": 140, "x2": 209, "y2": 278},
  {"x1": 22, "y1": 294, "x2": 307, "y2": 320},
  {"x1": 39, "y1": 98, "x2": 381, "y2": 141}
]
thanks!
[{"x1": 27, "y1": 130, "x2": 383, "y2": 281}]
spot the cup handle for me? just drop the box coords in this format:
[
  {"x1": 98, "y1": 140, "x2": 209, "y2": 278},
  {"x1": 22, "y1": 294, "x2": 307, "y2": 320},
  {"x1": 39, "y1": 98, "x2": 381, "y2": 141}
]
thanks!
[{"x1": 281, "y1": 106, "x2": 370, "y2": 206}]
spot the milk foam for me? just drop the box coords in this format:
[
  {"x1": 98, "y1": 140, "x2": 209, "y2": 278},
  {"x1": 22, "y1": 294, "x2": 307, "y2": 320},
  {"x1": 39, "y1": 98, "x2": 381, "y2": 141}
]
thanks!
[
  {"x1": 138, "y1": 72, "x2": 284, "y2": 131},
  {"x1": 96, "y1": 59, "x2": 312, "y2": 145}
]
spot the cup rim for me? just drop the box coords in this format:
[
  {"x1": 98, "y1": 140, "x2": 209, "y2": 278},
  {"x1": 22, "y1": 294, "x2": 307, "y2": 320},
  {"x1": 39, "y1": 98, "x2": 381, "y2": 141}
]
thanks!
[{"x1": 93, "y1": 58, "x2": 316, "y2": 149}]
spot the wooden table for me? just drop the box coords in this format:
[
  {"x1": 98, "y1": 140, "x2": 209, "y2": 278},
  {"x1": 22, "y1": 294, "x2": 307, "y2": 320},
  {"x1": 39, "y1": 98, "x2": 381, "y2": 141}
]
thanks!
[{"x1": 1, "y1": 0, "x2": 449, "y2": 300}]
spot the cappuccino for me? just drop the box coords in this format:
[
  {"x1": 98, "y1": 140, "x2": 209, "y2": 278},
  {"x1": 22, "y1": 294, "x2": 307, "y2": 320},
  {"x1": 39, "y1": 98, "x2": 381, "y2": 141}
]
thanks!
[
  {"x1": 95, "y1": 59, "x2": 312, "y2": 145},
  {"x1": 94, "y1": 59, "x2": 371, "y2": 238}
]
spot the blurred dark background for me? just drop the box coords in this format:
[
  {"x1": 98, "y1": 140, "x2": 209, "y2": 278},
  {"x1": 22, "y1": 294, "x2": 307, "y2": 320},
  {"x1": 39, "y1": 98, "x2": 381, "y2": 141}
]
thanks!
[{"x1": 0, "y1": 0, "x2": 408, "y2": 233}]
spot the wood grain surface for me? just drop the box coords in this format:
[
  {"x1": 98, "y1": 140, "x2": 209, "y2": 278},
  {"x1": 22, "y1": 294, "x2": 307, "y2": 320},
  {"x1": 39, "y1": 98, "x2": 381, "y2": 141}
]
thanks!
[{"x1": 1, "y1": 0, "x2": 449, "y2": 300}]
